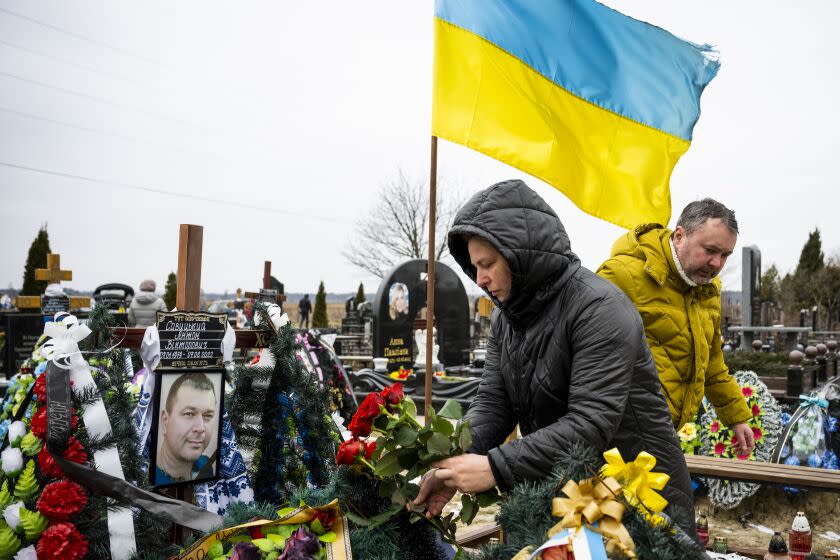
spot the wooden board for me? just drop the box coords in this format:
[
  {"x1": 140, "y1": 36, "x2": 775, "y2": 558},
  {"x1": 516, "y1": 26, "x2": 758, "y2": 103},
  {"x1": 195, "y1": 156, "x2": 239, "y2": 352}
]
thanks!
[{"x1": 684, "y1": 454, "x2": 840, "y2": 492}]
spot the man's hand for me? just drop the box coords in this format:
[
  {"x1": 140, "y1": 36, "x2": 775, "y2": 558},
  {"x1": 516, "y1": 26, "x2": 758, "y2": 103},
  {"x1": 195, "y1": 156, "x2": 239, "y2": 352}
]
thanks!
[
  {"x1": 731, "y1": 422, "x2": 755, "y2": 456},
  {"x1": 412, "y1": 469, "x2": 457, "y2": 518}
]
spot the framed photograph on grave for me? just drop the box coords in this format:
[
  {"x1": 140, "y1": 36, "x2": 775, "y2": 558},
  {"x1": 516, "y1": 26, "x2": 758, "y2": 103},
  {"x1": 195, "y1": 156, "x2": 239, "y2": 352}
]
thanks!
[
  {"x1": 150, "y1": 369, "x2": 224, "y2": 488},
  {"x1": 388, "y1": 282, "x2": 409, "y2": 321}
]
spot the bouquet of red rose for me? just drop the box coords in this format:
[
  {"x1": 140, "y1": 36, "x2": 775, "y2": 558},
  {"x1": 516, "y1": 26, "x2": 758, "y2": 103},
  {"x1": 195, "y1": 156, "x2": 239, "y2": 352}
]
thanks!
[{"x1": 336, "y1": 383, "x2": 499, "y2": 550}]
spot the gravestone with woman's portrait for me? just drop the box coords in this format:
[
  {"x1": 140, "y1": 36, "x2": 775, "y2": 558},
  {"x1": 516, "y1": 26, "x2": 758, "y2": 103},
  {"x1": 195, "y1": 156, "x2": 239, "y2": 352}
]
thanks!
[{"x1": 371, "y1": 259, "x2": 469, "y2": 371}]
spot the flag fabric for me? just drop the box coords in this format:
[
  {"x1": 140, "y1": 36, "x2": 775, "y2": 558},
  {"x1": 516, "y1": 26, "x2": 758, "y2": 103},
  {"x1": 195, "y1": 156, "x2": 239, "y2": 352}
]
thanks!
[{"x1": 432, "y1": 0, "x2": 719, "y2": 229}]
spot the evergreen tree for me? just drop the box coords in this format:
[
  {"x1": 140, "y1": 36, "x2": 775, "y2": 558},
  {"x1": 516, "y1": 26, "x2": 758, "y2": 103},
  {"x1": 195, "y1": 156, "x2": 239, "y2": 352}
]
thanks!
[
  {"x1": 355, "y1": 282, "x2": 366, "y2": 305},
  {"x1": 163, "y1": 271, "x2": 177, "y2": 310},
  {"x1": 312, "y1": 281, "x2": 329, "y2": 328},
  {"x1": 20, "y1": 226, "x2": 51, "y2": 296},
  {"x1": 796, "y1": 229, "x2": 824, "y2": 275},
  {"x1": 760, "y1": 264, "x2": 780, "y2": 304}
]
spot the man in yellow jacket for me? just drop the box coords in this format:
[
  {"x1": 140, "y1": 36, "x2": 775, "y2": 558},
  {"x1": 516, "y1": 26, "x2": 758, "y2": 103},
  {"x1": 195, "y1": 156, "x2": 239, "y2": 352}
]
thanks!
[{"x1": 597, "y1": 199, "x2": 755, "y2": 456}]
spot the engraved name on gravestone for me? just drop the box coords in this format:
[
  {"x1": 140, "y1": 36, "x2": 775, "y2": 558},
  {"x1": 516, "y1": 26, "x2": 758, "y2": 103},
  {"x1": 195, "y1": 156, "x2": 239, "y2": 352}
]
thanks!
[
  {"x1": 156, "y1": 311, "x2": 226, "y2": 370},
  {"x1": 40, "y1": 294, "x2": 70, "y2": 317}
]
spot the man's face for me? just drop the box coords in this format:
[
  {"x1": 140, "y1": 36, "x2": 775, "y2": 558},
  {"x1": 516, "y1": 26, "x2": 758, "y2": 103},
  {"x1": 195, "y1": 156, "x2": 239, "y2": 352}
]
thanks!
[
  {"x1": 468, "y1": 237, "x2": 512, "y2": 302},
  {"x1": 161, "y1": 385, "x2": 216, "y2": 464},
  {"x1": 673, "y1": 218, "x2": 737, "y2": 284}
]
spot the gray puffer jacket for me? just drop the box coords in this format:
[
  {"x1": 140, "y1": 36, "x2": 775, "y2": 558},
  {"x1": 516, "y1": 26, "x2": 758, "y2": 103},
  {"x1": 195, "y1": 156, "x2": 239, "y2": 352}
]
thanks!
[
  {"x1": 448, "y1": 180, "x2": 696, "y2": 534},
  {"x1": 128, "y1": 290, "x2": 167, "y2": 327}
]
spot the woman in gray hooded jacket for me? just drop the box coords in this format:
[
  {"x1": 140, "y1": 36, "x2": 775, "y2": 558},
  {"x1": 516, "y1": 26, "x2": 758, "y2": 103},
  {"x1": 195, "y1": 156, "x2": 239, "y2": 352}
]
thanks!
[
  {"x1": 413, "y1": 179, "x2": 697, "y2": 538},
  {"x1": 128, "y1": 279, "x2": 167, "y2": 327}
]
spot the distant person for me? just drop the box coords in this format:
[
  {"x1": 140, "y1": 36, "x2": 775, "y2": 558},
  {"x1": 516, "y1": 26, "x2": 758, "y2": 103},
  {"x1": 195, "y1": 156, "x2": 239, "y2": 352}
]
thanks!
[
  {"x1": 128, "y1": 279, "x2": 168, "y2": 327},
  {"x1": 155, "y1": 372, "x2": 217, "y2": 484},
  {"x1": 298, "y1": 294, "x2": 312, "y2": 329},
  {"x1": 597, "y1": 199, "x2": 754, "y2": 456}
]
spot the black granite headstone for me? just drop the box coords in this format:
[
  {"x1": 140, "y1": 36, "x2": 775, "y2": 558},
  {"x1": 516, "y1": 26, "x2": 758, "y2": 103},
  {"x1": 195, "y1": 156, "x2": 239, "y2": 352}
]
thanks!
[
  {"x1": 4, "y1": 313, "x2": 44, "y2": 376},
  {"x1": 372, "y1": 259, "x2": 470, "y2": 371}
]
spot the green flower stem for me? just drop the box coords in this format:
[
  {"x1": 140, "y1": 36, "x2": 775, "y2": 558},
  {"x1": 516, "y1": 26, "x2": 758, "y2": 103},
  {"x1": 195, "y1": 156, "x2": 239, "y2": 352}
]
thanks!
[{"x1": 359, "y1": 458, "x2": 376, "y2": 471}]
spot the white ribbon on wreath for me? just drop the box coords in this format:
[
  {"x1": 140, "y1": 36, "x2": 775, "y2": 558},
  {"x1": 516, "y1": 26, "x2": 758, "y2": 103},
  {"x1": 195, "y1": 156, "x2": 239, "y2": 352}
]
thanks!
[{"x1": 44, "y1": 312, "x2": 137, "y2": 560}]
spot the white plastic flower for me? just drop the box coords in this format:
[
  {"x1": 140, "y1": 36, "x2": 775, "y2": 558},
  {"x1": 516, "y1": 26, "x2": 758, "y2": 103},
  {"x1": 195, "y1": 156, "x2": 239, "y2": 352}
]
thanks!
[
  {"x1": 14, "y1": 545, "x2": 37, "y2": 560},
  {"x1": 8, "y1": 421, "x2": 27, "y2": 447},
  {"x1": 3, "y1": 501, "x2": 24, "y2": 530},
  {"x1": 0, "y1": 447, "x2": 23, "y2": 476}
]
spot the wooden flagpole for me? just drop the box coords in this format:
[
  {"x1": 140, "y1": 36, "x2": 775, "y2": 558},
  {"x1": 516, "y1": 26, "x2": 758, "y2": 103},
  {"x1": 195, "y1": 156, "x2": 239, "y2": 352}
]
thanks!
[{"x1": 425, "y1": 136, "x2": 438, "y2": 423}]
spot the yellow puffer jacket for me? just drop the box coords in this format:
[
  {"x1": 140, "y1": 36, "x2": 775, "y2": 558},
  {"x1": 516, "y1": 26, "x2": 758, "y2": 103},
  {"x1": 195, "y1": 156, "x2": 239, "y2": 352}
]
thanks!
[{"x1": 597, "y1": 223, "x2": 751, "y2": 428}]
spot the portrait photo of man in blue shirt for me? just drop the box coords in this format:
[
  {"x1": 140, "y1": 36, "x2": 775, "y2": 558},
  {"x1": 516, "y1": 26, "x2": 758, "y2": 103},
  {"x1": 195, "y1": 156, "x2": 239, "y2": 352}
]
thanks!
[{"x1": 155, "y1": 372, "x2": 219, "y2": 485}]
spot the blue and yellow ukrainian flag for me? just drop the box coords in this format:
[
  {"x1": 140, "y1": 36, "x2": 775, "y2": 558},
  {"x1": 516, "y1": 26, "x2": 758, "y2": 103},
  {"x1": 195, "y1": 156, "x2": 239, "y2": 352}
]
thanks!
[{"x1": 432, "y1": 0, "x2": 719, "y2": 229}]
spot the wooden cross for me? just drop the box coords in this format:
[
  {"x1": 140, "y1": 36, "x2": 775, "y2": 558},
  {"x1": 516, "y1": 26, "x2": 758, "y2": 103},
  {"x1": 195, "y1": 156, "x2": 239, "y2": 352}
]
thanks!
[
  {"x1": 244, "y1": 261, "x2": 286, "y2": 304},
  {"x1": 15, "y1": 253, "x2": 89, "y2": 310},
  {"x1": 113, "y1": 227, "x2": 274, "y2": 349},
  {"x1": 35, "y1": 254, "x2": 73, "y2": 283},
  {"x1": 176, "y1": 225, "x2": 203, "y2": 312}
]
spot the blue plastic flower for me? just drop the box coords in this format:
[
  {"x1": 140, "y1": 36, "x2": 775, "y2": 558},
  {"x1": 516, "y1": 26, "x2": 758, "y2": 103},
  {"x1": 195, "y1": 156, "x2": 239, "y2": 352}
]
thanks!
[
  {"x1": 822, "y1": 450, "x2": 839, "y2": 470},
  {"x1": 784, "y1": 455, "x2": 801, "y2": 466},
  {"x1": 807, "y1": 453, "x2": 823, "y2": 468},
  {"x1": 781, "y1": 412, "x2": 792, "y2": 425}
]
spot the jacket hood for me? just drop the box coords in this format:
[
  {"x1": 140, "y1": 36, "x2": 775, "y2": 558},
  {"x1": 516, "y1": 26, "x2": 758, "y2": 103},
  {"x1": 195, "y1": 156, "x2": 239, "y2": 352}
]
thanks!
[
  {"x1": 448, "y1": 179, "x2": 579, "y2": 327},
  {"x1": 611, "y1": 223, "x2": 720, "y2": 297},
  {"x1": 134, "y1": 290, "x2": 159, "y2": 305}
]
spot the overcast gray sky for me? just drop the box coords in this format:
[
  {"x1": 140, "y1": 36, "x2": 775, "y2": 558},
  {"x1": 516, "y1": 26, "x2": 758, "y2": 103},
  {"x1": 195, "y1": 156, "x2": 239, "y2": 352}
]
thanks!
[{"x1": 2, "y1": 1, "x2": 839, "y2": 297}]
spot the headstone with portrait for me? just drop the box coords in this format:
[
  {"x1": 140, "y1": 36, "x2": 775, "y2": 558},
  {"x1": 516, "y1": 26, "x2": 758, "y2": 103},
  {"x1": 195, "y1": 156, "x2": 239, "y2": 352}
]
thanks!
[
  {"x1": 149, "y1": 311, "x2": 227, "y2": 488},
  {"x1": 371, "y1": 259, "x2": 470, "y2": 371}
]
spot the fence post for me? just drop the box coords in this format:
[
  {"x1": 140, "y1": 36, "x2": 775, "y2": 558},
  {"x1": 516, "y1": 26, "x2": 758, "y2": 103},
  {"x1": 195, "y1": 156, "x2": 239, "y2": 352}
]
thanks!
[
  {"x1": 804, "y1": 345, "x2": 818, "y2": 391},
  {"x1": 816, "y1": 343, "x2": 828, "y2": 383},
  {"x1": 787, "y1": 350, "x2": 805, "y2": 396},
  {"x1": 827, "y1": 340, "x2": 837, "y2": 379}
]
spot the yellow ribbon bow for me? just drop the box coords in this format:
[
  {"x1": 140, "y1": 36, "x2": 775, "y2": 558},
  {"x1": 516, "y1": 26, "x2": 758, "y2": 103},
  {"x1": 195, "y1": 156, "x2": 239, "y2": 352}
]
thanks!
[
  {"x1": 600, "y1": 448, "x2": 670, "y2": 515},
  {"x1": 550, "y1": 477, "x2": 636, "y2": 558}
]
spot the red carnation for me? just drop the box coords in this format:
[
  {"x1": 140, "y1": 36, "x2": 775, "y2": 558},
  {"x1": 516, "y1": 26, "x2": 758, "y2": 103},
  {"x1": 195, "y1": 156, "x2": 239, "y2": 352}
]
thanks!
[
  {"x1": 37, "y1": 480, "x2": 88, "y2": 521},
  {"x1": 380, "y1": 383, "x2": 404, "y2": 409},
  {"x1": 249, "y1": 526, "x2": 265, "y2": 539},
  {"x1": 752, "y1": 404, "x2": 761, "y2": 417},
  {"x1": 364, "y1": 440, "x2": 377, "y2": 460},
  {"x1": 30, "y1": 406, "x2": 48, "y2": 438},
  {"x1": 30, "y1": 406, "x2": 78, "y2": 439},
  {"x1": 36, "y1": 522, "x2": 89, "y2": 560},
  {"x1": 38, "y1": 438, "x2": 88, "y2": 479},
  {"x1": 714, "y1": 443, "x2": 726, "y2": 456},
  {"x1": 33, "y1": 374, "x2": 47, "y2": 403},
  {"x1": 336, "y1": 439, "x2": 364, "y2": 466}
]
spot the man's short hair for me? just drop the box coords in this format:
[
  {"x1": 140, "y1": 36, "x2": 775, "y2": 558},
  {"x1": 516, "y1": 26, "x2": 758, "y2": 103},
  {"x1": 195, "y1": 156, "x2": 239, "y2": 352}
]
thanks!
[
  {"x1": 165, "y1": 372, "x2": 216, "y2": 413},
  {"x1": 676, "y1": 198, "x2": 738, "y2": 235}
]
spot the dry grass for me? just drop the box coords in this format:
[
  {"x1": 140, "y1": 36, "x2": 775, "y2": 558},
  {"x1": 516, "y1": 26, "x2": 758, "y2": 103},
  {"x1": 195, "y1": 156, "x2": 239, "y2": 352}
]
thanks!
[{"x1": 285, "y1": 302, "x2": 345, "y2": 328}]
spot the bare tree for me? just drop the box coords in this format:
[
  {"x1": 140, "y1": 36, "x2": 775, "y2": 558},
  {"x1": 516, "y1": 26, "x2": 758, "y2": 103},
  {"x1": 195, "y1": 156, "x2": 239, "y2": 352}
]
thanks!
[{"x1": 343, "y1": 171, "x2": 462, "y2": 278}]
